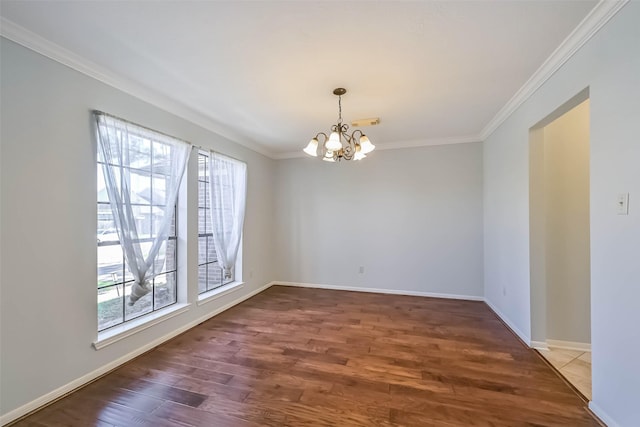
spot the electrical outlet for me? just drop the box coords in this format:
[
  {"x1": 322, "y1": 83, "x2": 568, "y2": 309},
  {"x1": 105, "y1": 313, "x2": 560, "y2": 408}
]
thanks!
[
  {"x1": 358, "y1": 266, "x2": 364, "y2": 274},
  {"x1": 502, "y1": 287, "x2": 507, "y2": 296},
  {"x1": 617, "y1": 193, "x2": 629, "y2": 215}
]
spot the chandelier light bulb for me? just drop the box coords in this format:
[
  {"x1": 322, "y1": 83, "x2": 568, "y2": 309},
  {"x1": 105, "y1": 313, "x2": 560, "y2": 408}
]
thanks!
[
  {"x1": 303, "y1": 137, "x2": 319, "y2": 156},
  {"x1": 325, "y1": 132, "x2": 343, "y2": 151},
  {"x1": 322, "y1": 150, "x2": 336, "y2": 162},
  {"x1": 353, "y1": 147, "x2": 366, "y2": 161},
  {"x1": 359, "y1": 135, "x2": 375, "y2": 154}
]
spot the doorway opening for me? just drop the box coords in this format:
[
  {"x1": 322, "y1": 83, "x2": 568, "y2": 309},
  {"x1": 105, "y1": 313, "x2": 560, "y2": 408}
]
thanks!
[{"x1": 529, "y1": 88, "x2": 591, "y2": 399}]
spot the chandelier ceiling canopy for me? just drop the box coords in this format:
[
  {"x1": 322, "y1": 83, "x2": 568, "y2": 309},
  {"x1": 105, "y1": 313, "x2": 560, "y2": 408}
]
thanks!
[{"x1": 303, "y1": 88, "x2": 376, "y2": 162}]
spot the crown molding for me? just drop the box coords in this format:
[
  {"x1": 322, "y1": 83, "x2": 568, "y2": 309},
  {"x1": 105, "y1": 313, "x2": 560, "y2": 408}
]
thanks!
[
  {"x1": 272, "y1": 135, "x2": 482, "y2": 160},
  {"x1": 2, "y1": 0, "x2": 628, "y2": 156},
  {"x1": 2, "y1": 17, "x2": 478, "y2": 160},
  {"x1": 272, "y1": 151, "x2": 310, "y2": 160},
  {"x1": 479, "y1": 0, "x2": 629, "y2": 141},
  {"x1": 374, "y1": 135, "x2": 482, "y2": 151},
  {"x1": 0, "y1": 17, "x2": 277, "y2": 159}
]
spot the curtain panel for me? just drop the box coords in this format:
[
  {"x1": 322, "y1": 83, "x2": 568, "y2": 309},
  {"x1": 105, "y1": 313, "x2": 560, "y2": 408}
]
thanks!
[
  {"x1": 208, "y1": 152, "x2": 247, "y2": 280},
  {"x1": 95, "y1": 112, "x2": 190, "y2": 305}
]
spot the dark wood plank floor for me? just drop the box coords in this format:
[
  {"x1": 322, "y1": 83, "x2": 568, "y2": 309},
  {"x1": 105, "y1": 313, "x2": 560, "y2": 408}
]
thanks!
[{"x1": 13, "y1": 286, "x2": 599, "y2": 426}]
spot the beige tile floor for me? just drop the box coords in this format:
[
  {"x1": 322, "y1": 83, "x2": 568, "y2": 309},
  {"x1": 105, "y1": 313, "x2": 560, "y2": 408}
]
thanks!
[{"x1": 538, "y1": 348, "x2": 592, "y2": 400}]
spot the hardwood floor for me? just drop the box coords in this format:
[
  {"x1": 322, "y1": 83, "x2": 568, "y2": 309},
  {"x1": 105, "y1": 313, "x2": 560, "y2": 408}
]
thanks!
[{"x1": 13, "y1": 286, "x2": 599, "y2": 426}]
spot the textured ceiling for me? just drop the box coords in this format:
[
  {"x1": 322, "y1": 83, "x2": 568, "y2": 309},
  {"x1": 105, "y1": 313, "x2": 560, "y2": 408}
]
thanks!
[{"x1": 1, "y1": 1, "x2": 598, "y2": 155}]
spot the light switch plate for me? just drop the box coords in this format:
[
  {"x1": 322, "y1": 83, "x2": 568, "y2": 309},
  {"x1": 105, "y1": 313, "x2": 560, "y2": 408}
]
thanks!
[{"x1": 617, "y1": 193, "x2": 629, "y2": 215}]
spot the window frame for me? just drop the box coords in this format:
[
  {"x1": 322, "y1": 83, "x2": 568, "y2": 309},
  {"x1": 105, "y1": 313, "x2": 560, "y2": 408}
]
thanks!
[
  {"x1": 96, "y1": 122, "x2": 180, "y2": 332},
  {"x1": 197, "y1": 150, "x2": 235, "y2": 294}
]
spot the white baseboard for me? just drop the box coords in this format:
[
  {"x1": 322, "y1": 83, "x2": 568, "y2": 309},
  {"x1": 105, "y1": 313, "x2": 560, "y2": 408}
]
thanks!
[
  {"x1": 531, "y1": 340, "x2": 549, "y2": 350},
  {"x1": 0, "y1": 281, "x2": 276, "y2": 426},
  {"x1": 547, "y1": 339, "x2": 591, "y2": 352},
  {"x1": 274, "y1": 281, "x2": 485, "y2": 301},
  {"x1": 589, "y1": 402, "x2": 619, "y2": 427},
  {"x1": 483, "y1": 298, "x2": 531, "y2": 346}
]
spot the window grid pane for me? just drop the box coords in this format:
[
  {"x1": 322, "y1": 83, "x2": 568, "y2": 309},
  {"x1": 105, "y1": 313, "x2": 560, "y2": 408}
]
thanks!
[
  {"x1": 97, "y1": 124, "x2": 179, "y2": 332},
  {"x1": 198, "y1": 151, "x2": 233, "y2": 294}
]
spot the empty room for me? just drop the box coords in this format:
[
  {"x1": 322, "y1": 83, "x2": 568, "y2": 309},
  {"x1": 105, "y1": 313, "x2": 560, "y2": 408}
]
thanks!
[{"x1": 1, "y1": 1, "x2": 638, "y2": 426}]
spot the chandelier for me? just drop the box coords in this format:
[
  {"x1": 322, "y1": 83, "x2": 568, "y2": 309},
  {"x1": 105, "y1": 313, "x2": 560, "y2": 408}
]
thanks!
[{"x1": 303, "y1": 88, "x2": 375, "y2": 162}]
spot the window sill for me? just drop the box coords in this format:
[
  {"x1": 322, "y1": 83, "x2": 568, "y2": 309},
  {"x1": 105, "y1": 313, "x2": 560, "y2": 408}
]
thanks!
[
  {"x1": 93, "y1": 303, "x2": 191, "y2": 350},
  {"x1": 197, "y1": 281, "x2": 244, "y2": 306}
]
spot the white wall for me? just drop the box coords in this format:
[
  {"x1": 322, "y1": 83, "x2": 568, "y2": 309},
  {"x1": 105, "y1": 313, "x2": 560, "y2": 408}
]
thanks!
[
  {"x1": 484, "y1": 3, "x2": 640, "y2": 425},
  {"x1": 544, "y1": 100, "x2": 591, "y2": 344},
  {"x1": 275, "y1": 143, "x2": 484, "y2": 298},
  {"x1": 0, "y1": 38, "x2": 276, "y2": 419}
]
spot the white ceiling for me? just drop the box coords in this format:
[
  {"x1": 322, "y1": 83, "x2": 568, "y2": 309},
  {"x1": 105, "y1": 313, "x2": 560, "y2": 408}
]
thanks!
[{"x1": 1, "y1": 1, "x2": 598, "y2": 156}]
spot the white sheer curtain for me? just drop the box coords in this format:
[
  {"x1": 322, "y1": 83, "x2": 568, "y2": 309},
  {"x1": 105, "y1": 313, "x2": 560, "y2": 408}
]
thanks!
[
  {"x1": 208, "y1": 152, "x2": 247, "y2": 279},
  {"x1": 95, "y1": 112, "x2": 190, "y2": 305}
]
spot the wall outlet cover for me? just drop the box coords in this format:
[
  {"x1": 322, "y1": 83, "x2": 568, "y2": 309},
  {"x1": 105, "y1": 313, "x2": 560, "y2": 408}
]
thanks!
[{"x1": 617, "y1": 193, "x2": 629, "y2": 215}]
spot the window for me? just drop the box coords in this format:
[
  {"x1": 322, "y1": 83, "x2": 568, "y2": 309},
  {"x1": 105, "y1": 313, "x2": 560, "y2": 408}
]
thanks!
[
  {"x1": 97, "y1": 205, "x2": 177, "y2": 331},
  {"x1": 96, "y1": 113, "x2": 188, "y2": 332},
  {"x1": 198, "y1": 151, "x2": 232, "y2": 293}
]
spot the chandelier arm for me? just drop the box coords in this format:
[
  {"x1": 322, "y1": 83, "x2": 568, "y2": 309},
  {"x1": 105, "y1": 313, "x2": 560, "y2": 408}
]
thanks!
[
  {"x1": 351, "y1": 129, "x2": 364, "y2": 139},
  {"x1": 350, "y1": 130, "x2": 363, "y2": 149},
  {"x1": 315, "y1": 132, "x2": 329, "y2": 141},
  {"x1": 315, "y1": 132, "x2": 328, "y2": 157}
]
